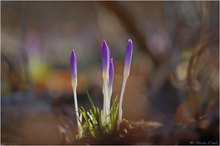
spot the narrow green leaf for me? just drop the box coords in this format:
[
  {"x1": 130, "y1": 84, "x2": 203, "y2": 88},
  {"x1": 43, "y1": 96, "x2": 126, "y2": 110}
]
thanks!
[{"x1": 86, "y1": 91, "x2": 96, "y2": 113}]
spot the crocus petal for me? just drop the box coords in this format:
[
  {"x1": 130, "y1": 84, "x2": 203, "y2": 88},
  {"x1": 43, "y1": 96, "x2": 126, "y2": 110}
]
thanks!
[
  {"x1": 124, "y1": 39, "x2": 133, "y2": 77},
  {"x1": 101, "y1": 40, "x2": 110, "y2": 79},
  {"x1": 70, "y1": 49, "x2": 77, "y2": 81},
  {"x1": 108, "y1": 58, "x2": 114, "y2": 87}
]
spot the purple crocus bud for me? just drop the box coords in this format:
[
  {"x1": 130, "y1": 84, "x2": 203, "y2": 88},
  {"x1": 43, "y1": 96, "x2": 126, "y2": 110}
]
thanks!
[
  {"x1": 70, "y1": 49, "x2": 77, "y2": 84},
  {"x1": 108, "y1": 58, "x2": 114, "y2": 88},
  {"x1": 101, "y1": 40, "x2": 110, "y2": 80},
  {"x1": 124, "y1": 39, "x2": 133, "y2": 77}
]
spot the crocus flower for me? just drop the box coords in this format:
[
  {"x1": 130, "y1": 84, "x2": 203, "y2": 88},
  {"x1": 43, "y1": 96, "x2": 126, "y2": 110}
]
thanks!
[
  {"x1": 71, "y1": 49, "x2": 77, "y2": 87},
  {"x1": 70, "y1": 49, "x2": 82, "y2": 138},
  {"x1": 124, "y1": 39, "x2": 133, "y2": 78},
  {"x1": 101, "y1": 40, "x2": 110, "y2": 80},
  {"x1": 118, "y1": 39, "x2": 133, "y2": 129},
  {"x1": 101, "y1": 40, "x2": 110, "y2": 122},
  {"x1": 108, "y1": 58, "x2": 114, "y2": 113},
  {"x1": 108, "y1": 58, "x2": 114, "y2": 90}
]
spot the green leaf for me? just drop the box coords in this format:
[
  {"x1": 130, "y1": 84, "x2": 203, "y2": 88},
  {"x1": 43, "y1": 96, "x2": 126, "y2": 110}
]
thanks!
[
  {"x1": 86, "y1": 91, "x2": 96, "y2": 114},
  {"x1": 77, "y1": 94, "x2": 119, "y2": 138}
]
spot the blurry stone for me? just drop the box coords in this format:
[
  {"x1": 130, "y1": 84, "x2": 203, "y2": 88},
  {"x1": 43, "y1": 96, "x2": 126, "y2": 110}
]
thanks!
[
  {"x1": 2, "y1": 90, "x2": 63, "y2": 144},
  {"x1": 148, "y1": 80, "x2": 181, "y2": 123}
]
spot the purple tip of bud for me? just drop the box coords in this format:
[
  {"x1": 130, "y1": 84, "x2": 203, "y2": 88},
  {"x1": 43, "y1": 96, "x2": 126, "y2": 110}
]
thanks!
[
  {"x1": 101, "y1": 40, "x2": 110, "y2": 74},
  {"x1": 70, "y1": 49, "x2": 77, "y2": 80},
  {"x1": 109, "y1": 58, "x2": 114, "y2": 87},
  {"x1": 124, "y1": 39, "x2": 133, "y2": 75}
]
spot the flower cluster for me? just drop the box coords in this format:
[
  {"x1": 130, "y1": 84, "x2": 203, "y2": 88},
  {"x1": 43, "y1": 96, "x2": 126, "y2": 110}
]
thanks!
[{"x1": 70, "y1": 39, "x2": 133, "y2": 138}]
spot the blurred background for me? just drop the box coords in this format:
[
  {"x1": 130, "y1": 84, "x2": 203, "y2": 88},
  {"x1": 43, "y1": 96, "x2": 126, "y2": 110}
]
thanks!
[{"x1": 1, "y1": 1, "x2": 219, "y2": 144}]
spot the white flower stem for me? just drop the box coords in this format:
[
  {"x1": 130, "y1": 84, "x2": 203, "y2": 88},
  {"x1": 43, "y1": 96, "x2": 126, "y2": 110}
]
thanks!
[
  {"x1": 108, "y1": 85, "x2": 113, "y2": 129},
  {"x1": 118, "y1": 76, "x2": 127, "y2": 129},
  {"x1": 102, "y1": 79, "x2": 108, "y2": 123},
  {"x1": 102, "y1": 84, "x2": 106, "y2": 122},
  {"x1": 73, "y1": 85, "x2": 82, "y2": 138},
  {"x1": 105, "y1": 80, "x2": 110, "y2": 123},
  {"x1": 108, "y1": 86, "x2": 112, "y2": 112}
]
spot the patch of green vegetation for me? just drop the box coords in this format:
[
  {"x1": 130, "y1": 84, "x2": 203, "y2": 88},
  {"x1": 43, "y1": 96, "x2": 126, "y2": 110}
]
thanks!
[{"x1": 78, "y1": 92, "x2": 118, "y2": 138}]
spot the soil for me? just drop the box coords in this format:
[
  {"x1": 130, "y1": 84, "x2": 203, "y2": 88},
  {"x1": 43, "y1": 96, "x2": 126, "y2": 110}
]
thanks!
[
  {"x1": 2, "y1": 91, "x2": 218, "y2": 145},
  {"x1": 75, "y1": 120, "x2": 165, "y2": 145},
  {"x1": 71, "y1": 119, "x2": 218, "y2": 145}
]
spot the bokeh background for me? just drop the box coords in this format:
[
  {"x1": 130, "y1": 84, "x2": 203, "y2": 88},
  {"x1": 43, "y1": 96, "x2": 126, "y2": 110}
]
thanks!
[{"x1": 1, "y1": 1, "x2": 219, "y2": 144}]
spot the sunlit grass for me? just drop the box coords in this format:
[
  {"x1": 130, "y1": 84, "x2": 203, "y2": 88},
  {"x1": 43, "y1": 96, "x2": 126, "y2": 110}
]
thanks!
[{"x1": 77, "y1": 92, "x2": 118, "y2": 139}]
